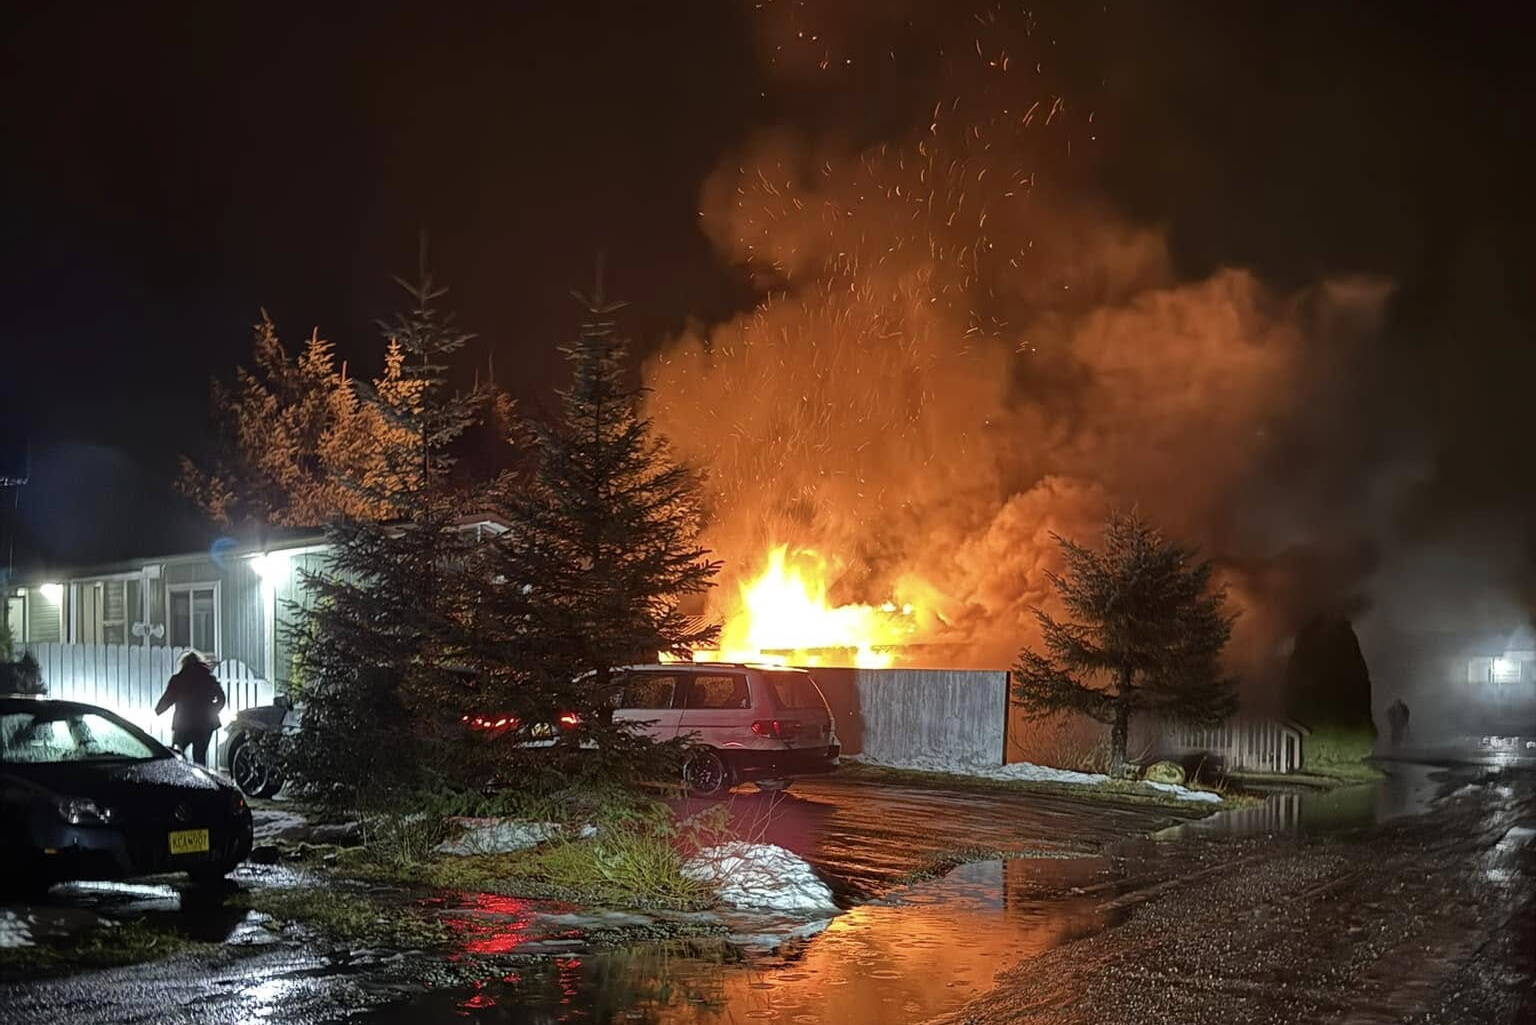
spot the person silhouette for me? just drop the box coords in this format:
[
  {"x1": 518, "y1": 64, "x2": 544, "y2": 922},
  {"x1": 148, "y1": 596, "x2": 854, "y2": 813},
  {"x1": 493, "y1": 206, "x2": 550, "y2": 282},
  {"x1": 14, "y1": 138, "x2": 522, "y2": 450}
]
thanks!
[
  {"x1": 154, "y1": 651, "x2": 227, "y2": 767},
  {"x1": 1386, "y1": 698, "x2": 1410, "y2": 749}
]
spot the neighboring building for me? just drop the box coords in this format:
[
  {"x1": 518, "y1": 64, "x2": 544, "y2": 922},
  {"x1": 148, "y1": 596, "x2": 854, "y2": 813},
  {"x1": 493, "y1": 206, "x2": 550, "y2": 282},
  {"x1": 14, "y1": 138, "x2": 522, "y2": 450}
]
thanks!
[
  {"x1": 5, "y1": 531, "x2": 328, "y2": 691},
  {"x1": 4, "y1": 516, "x2": 507, "y2": 693},
  {"x1": 1363, "y1": 623, "x2": 1536, "y2": 742}
]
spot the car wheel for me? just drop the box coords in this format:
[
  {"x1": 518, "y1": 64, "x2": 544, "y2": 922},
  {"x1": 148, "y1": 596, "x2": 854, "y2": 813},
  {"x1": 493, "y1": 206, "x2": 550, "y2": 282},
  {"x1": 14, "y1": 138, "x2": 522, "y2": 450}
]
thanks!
[
  {"x1": 755, "y1": 778, "x2": 792, "y2": 793},
  {"x1": 230, "y1": 740, "x2": 284, "y2": 798},
  {"x1": 682, "y1": 749, "x2": 733, "y2": 797}
]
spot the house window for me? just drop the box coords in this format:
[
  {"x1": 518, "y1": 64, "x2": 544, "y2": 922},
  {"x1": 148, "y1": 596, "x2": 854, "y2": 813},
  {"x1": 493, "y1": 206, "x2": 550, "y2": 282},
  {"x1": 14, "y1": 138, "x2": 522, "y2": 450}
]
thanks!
[
  {"x1": 1492, "y1": 657, "x2": 1522, "y2": 683},
  {"x1": 100, "y1": 580, "x2": 128, "y2": 645},
  {"x1": 168, "y1": 584, "x2": 218, "y2": 653}
]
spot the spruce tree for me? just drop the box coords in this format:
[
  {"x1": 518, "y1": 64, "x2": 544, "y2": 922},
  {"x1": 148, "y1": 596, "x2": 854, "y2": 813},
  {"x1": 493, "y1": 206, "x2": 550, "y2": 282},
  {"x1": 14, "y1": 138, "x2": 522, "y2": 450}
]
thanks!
[
  {"x1": 284, "y1": 266, "x2": 486, "y2": 805},
  {"x1": 1012, "y1": 512, "x2": 1237, "y2": 776},
  {"x1": 471, "y1": 286, "x2": 720, "y2": 782},
  {"x1": 178, "y1": 314, "x2": 421, "y2": 528}
]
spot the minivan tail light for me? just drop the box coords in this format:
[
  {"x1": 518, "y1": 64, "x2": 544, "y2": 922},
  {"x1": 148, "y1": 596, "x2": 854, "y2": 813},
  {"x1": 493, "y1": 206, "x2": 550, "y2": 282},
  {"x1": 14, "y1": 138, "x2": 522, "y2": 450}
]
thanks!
[{"x1": 751, "y1": 719, "x2": 802, "y2": 739}]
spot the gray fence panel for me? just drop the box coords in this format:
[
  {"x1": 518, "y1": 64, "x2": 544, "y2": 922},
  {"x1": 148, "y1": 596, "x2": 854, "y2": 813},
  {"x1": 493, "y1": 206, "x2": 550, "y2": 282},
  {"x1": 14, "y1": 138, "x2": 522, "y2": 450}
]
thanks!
[
  {"x1": 853, "y1": 668, "x2": 1007, "y2": 769},
  {"x1": 20, "y1": 642, "x2": 273, "y2": 769}
]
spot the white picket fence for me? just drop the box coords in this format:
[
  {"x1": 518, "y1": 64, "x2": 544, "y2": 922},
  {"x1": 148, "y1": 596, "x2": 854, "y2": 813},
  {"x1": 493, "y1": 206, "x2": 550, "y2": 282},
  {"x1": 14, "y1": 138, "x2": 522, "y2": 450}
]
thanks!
[
  {"x1": 20, "y1": 642, "x2": 274, "y2": 767},
  {"x1": 1150, "y1": 717, "x2": 1308, "y2": 774}
]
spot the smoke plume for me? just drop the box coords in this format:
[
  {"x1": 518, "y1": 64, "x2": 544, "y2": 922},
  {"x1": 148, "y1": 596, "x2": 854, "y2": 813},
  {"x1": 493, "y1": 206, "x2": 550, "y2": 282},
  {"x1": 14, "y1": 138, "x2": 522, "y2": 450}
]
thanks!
[{"x1": 644, "y1": 2, "x2": 1390, "y2": 673}]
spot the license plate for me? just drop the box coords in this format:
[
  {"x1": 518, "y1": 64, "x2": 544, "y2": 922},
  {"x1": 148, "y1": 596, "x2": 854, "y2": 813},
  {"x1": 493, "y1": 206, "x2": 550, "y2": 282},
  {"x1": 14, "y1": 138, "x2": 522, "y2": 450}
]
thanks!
[{"x1": 168, "y1": 829, "x2": 210, "y2": 855}]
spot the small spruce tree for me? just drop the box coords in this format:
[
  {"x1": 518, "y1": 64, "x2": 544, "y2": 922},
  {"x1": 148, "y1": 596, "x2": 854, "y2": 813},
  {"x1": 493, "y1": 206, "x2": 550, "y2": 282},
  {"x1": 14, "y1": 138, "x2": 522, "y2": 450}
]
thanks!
[
  {"x1": 472, "y1": 286, "x2": 720, "y2": 784},
  {"x1": 1012, "y1": 512, "x2": 1237, "y2": 776}
]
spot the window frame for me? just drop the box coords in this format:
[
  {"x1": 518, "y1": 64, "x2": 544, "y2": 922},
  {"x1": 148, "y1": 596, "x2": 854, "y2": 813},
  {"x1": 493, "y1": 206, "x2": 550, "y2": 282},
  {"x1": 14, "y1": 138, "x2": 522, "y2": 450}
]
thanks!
[
  {"x1": 166, "y1": 580, "x2": 221, "y2": 654},
  {"x1": 680, "y1": 671, "x2": 752, "y2": 711},
  {"x1": 617, "y1": 671, "x2": 681, "y2": 711}
]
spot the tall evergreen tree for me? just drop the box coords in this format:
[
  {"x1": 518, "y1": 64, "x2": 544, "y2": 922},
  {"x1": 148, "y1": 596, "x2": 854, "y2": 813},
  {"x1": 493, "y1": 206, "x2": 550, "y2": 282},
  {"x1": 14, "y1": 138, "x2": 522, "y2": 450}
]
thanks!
[
  {"x1": 470, "y1": 286, "x2": 720, "y2": 779},
  {"x1": 1012, "y1": 512, "x2": 1237, "y2": 775},
  {"x1": 284, "y1": 266, "x2": 487, "y2": 804}
]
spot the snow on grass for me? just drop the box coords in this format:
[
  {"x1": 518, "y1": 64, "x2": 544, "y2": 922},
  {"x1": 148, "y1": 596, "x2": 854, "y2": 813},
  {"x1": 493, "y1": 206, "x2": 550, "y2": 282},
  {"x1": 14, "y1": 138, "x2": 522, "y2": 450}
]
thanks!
[
  {"x1": 435, "y1": 818, "x2": 597, "y2": 856},
  {"x1": 251, "y1": 809, "x2": 310, "y2": 843},
  {"x1": 682, "y1": 843, "x2": 839, "y2": 915},
  {"x1": 851, "y1": 753, "x2": 1223, "y2": 804},
  {"x1": 0, "y1": 910, "x2": 34, "y2": 948}
]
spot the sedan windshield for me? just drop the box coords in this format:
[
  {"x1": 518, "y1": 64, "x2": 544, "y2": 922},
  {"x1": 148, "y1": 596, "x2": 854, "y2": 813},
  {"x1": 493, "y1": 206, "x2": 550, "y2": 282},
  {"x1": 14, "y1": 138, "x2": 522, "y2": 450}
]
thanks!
[{"x1": 0, "y1": 710, "x2": 163, "y2": 763}]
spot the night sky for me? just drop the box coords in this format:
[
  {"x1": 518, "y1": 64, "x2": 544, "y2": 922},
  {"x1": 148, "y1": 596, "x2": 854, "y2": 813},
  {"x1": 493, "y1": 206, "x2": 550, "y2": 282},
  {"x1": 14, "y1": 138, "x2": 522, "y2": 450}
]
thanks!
[{"x1": 3, "y1": 1, "x2": 1534, "y2": 595}]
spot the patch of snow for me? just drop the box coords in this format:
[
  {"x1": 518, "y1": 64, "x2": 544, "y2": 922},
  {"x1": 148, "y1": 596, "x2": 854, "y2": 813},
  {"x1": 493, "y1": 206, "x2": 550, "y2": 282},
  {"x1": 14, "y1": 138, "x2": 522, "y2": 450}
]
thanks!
[
  {"x1": 1498, "y1": 824, "x2": 1536, "y2": 849},
  {"x1": 251, "y1": 809, "x2": 310, "y2": 843},
  {"x1": 0, "y1": 910, "x2": 34, "y2": 948},
  {"x1": 852, "y1": 753, "x2": 1223, "y2": 804},
  {"x1": 536, "y1": 910, "x2": 657, "y2": 930},
  {"x1": 682, "y1": 843, "x2": 839, "y2": 915},
  {"x1": 435, "y1": 818, "x2": 595, "y2": 856},
  {"x1": 1140, "y1": 780, "x2": 1222, "y2": 803}
]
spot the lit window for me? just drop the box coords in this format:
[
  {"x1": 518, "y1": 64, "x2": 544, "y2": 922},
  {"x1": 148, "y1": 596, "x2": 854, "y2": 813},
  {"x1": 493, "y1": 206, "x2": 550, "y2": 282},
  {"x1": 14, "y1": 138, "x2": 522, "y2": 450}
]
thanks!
[{"x1": 1491, "y1": 657, "x2": 1521, "y2": 683}]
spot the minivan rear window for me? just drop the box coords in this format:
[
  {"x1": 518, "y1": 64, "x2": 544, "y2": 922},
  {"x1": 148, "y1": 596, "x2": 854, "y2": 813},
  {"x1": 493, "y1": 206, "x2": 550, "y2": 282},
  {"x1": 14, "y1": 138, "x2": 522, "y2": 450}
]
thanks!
[
  {"x1": 762, "y1": 671, "x2": 826, "y2": 710},
  {"x1": 684, "y1": 674, "x2": 750, "y2": 710}
]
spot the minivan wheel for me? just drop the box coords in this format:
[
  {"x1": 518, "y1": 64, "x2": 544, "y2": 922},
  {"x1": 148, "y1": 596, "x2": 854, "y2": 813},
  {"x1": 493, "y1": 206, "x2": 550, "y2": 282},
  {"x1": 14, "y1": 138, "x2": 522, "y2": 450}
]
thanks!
[
  {"x1": 230, "y1": 740, "x2": 284, "y2": 798},
  {"x1": 682, "y1": 749, "x2": 732, "y2": 797}
]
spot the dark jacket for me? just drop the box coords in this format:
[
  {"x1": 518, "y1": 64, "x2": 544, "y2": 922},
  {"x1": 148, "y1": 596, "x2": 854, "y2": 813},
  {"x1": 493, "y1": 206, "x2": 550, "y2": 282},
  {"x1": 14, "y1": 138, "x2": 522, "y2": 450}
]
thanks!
[{"x1": 155, "y1": 664, "x2": 228, "y2": 733}]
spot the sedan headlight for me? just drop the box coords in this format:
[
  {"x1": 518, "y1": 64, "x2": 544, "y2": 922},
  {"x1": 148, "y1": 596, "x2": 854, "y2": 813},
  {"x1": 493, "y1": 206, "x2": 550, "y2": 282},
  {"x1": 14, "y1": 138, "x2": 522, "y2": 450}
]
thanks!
[{"x1": 57, "y1": 797, "x2": 114, "y2": 826}]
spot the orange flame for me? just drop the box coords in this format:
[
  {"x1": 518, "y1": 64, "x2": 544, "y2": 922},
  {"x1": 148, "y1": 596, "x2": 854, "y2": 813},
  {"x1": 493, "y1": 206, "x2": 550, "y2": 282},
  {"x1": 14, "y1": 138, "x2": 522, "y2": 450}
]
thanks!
[{"x1": 695, "y1": 545, "x2": 918, "y2": 668}]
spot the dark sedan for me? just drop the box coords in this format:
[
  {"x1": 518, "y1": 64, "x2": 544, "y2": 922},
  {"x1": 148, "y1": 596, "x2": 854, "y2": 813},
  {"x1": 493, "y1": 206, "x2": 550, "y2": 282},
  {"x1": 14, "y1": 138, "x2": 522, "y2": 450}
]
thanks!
[{"x1": 0, "y1": 697, "x2": 253, "y2": 887}]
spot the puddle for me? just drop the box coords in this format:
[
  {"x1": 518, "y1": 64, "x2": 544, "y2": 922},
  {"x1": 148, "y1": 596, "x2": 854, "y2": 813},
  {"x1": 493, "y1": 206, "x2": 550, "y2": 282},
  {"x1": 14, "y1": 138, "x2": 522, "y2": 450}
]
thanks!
[
  {"x1": 362, "y1": 856, "x2": 1115, "y2": 1024},
  {"x1": 1151, "y1": 761, "x2": 1447, "y2": 841}
]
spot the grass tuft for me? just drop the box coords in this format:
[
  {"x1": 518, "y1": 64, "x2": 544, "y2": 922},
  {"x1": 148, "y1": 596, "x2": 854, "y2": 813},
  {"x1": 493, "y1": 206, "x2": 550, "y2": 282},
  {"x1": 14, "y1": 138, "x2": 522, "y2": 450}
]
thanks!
[
  {"x1": 233, "y1": 886, "x2": 451, "y2": 948},
  {"x1": 0, "y1": 918, "x2": 195, "y2": 980}
]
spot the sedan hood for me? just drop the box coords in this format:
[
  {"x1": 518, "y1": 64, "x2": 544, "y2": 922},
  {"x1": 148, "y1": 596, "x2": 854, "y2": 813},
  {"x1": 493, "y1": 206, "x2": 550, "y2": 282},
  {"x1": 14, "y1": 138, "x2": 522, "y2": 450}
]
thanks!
[{"x1": 2, "y1": 756, "x2": 230, "y2": 801}]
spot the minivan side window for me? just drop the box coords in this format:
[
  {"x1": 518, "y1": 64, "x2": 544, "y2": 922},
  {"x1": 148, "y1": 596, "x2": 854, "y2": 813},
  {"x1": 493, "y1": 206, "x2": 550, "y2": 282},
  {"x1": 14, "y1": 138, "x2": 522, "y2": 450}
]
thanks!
[
  {"x1": 619, "y1": 673, "x2": 678, "y2": 710},
  {"x1": 683, "y1": 673, "x2": 750, "y2": 710}
]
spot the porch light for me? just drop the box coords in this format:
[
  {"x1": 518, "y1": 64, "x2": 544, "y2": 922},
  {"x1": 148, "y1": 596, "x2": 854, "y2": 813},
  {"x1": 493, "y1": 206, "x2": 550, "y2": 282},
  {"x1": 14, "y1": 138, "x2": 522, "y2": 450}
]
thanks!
[
  {"x1": 250, "y1": 551, "x2": 289, "y2": 584},
  {"x1": 38, "y1": 582, "x2": 63, "y2": 604}
]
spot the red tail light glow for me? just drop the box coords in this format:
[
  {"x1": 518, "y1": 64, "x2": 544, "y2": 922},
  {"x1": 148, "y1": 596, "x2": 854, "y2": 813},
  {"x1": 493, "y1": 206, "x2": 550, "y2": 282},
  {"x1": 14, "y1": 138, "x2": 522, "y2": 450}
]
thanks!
[
  {"x1": 750, "y1": 719, "x2": 802, "y2": 739},
  {"x1": 462, "y1": 714, "x2": 520, "y2": 732},
  {"x1": 557, "y1": 713, "x2": 582, "y2": 730}
]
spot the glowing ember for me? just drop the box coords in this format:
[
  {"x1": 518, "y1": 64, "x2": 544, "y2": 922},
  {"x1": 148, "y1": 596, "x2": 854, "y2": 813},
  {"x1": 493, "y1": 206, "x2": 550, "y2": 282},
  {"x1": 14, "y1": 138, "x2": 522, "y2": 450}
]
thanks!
[{"x1": 696, "y1": 545, "x2": 918, "y2": 667}]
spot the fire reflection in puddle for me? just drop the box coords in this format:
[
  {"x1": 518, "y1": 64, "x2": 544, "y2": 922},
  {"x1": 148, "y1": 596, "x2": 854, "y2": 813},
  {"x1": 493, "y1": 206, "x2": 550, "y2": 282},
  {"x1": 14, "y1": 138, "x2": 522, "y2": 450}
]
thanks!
[{"x1": 369, "y1": 856, "x2": 1112, "y2": 1024}]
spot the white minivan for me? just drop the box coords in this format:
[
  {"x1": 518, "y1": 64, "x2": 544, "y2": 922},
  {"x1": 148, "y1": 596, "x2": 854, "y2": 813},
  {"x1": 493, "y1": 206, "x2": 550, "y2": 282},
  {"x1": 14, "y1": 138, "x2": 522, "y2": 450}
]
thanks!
[{"x1": 613, "y1": 663, "x2": 841, "y2": 796}]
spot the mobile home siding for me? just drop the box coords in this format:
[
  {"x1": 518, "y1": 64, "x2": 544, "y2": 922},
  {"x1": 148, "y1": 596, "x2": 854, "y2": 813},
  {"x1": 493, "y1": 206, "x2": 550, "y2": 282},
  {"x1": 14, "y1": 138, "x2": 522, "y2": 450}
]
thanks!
[
  {"x1": 161, "y1": 555, "x2": 265, "y2": 676},
  {"x1": 271, "y1": 550, "x2": 328, "y2": 687}
]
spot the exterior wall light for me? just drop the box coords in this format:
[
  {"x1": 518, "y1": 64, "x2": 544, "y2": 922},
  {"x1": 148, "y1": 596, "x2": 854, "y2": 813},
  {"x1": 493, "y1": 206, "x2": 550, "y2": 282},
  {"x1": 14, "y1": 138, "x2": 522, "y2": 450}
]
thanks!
[{"x1": 250, "y1": 552, "x2": 289, "y2": 584}]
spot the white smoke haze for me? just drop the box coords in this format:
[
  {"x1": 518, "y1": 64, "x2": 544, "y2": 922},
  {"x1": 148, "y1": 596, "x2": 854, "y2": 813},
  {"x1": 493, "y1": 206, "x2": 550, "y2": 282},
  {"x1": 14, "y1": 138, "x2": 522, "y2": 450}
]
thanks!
[{"x1": 643, "y1": 2, "x2": 1392, "y2": 673}]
